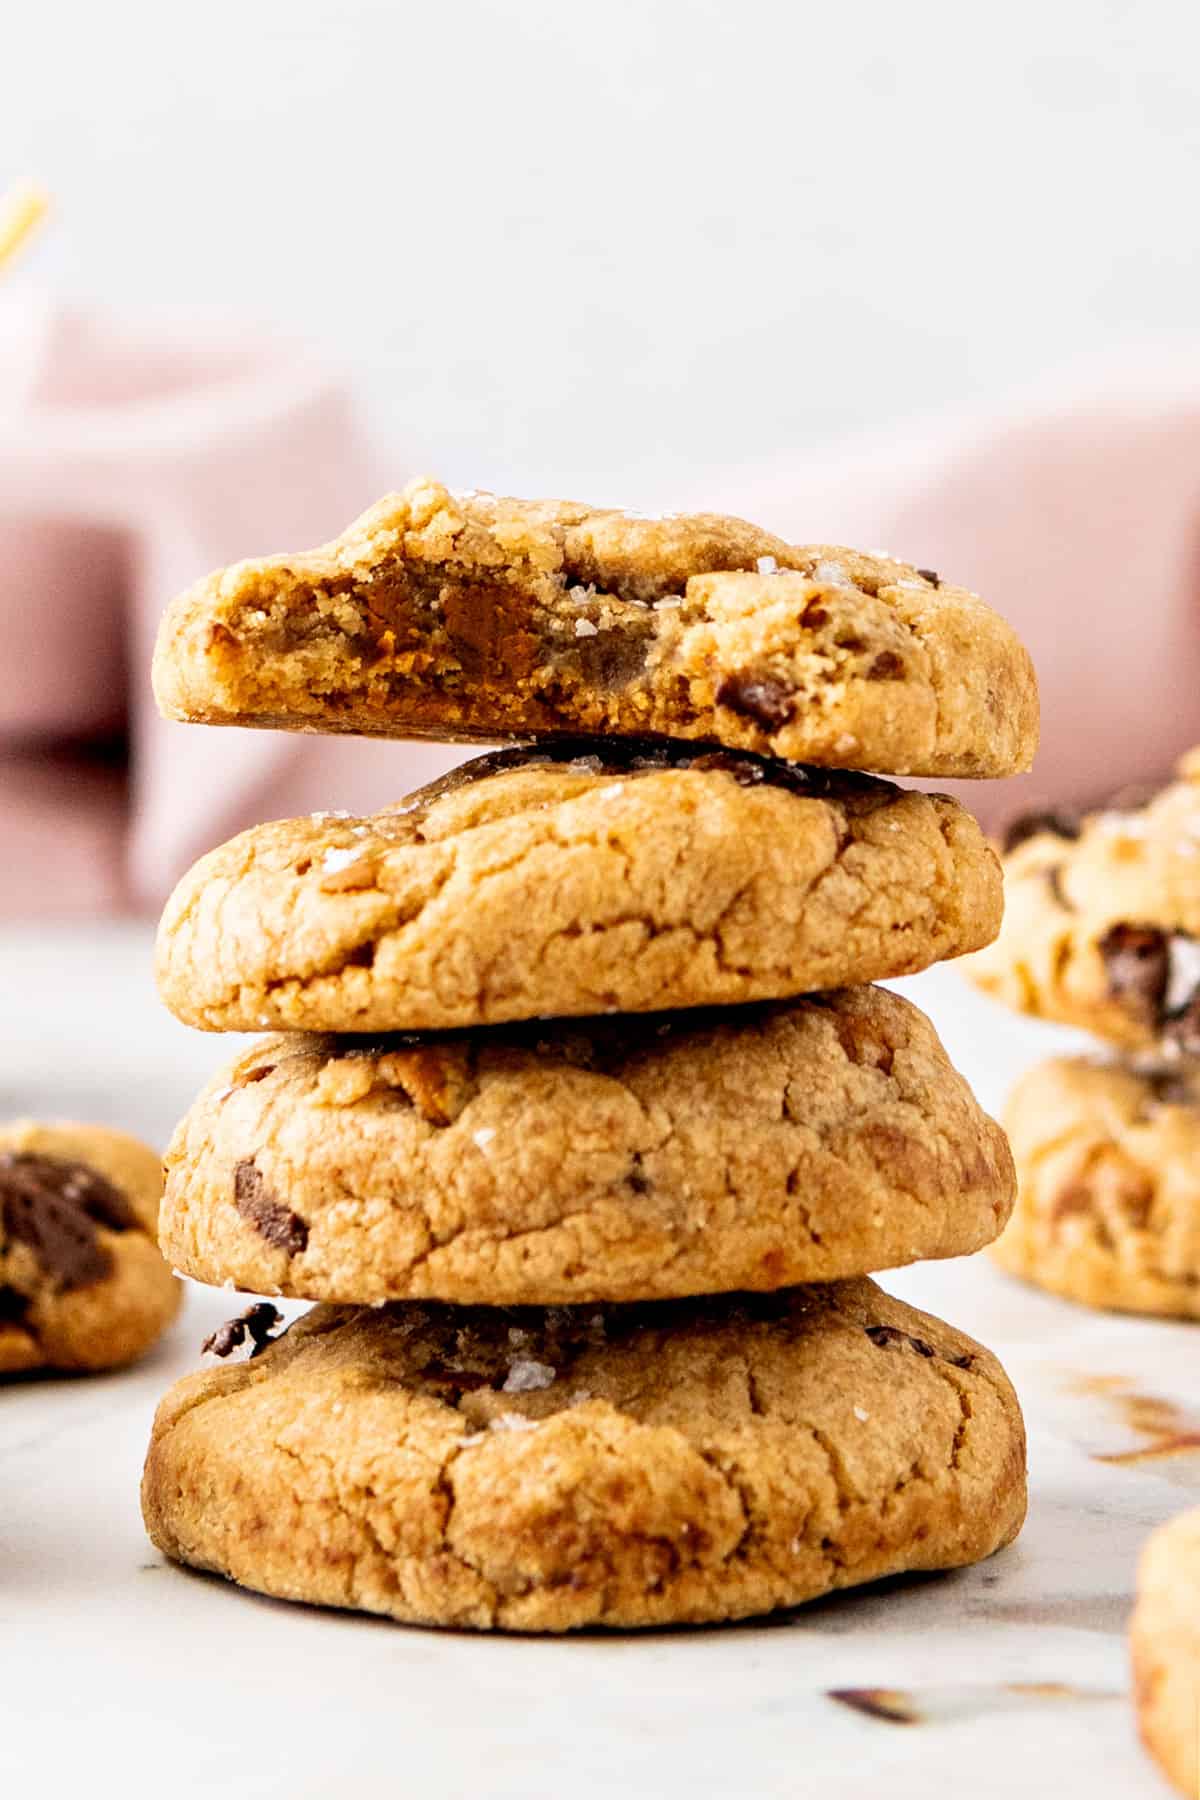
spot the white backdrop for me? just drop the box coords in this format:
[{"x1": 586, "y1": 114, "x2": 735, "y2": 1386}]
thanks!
[{"x1": 6, "y1": 0, "x2": 1200, "y2": 503}]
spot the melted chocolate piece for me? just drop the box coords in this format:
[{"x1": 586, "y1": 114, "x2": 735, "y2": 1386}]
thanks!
[
  {"x1": 1099, "y1": 925, "x2": 1170, "y2": 1024},
  {"x1": 0, "y1": 1152, "x2": 135, "y2": 1291},
  {"x1": 714, "y1": 672, "x2": 796, "y2": 729},
  {"x1": 232, "y1": 1161, "x2": 309, "y2": 1256},
  {"x1": 864, "y1": 1323, "x2": 972, "y2": 1369},
  {"x1": 0, "y1": 1285, "x2": 30, "y2": 1326},
  {"x1": 1001, "y1": 809, "x2": 1082, "y2": 855},
  {"x1": 203, "y1": 1301, "x2": 283, "y2": 1359},
  {"x1": 400, "y1": 735, "x2": 888, "y2": 813}
]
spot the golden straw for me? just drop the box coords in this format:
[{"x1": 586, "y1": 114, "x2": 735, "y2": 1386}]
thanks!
[{"x1": 0, "y1": 181, "x2": 50, "y2": 272}]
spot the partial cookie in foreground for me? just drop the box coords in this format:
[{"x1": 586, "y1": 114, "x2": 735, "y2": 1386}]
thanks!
[
  {"x1": 152, "y1": 476, "x2": 1038, "y2": 779},
  {"x1": 967, "y1": 755, "x2": 1200, "y2": 1053},
  {"x1": 0, "y1": 1122, "x2": 181, "y2": 1374},
  {"x1": 997, "y1": 1055, "x2": 1200, "y2": 1318},
  {"x1": 142, "y1": 1278, "x2": 1026, "y2": 1632},
  {"x1": 1132, "y1": 1508, "x2": 1200, "y2": 1797},
  {"x1": 155, "y1": 741, "x2": 1002, "y2": 1034},
  {"x1": 161, "y1": 988, "x2": 1015, "y2": 1305}
]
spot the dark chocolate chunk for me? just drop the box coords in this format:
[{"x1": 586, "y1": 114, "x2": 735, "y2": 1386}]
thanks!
[
  {"x1": 916, "y1": 568, "x2": 941, "y2": 587},
  {"x1": 0, "y1": 1285, "x2": 30, "y2": 1326},
  {"x1": 864, "y1": 1323, "x2": 973, "y2": 1369},
  {"x1": 1001, "y1": 809, "x2": 1082, "y2": 855},
  {"x1": 715, "y1": 672, "x2": 796, "y2": 729},
  {"x1": 203, "y1": 1301, "x2": 283, "y2": 1359},
  {"x1": 232, "y1": 1160, "x2": 309, "y2": 1256},
  {"x1": 1098, "y1": 924, "x2": 1170, "y2": 1023},
  {"x1": 0, "y1": 1152, "x2": 135, "y2": 1291},
  {"x1": 865, "y1": 1323, "x2": 936, "y2": 1358},
  {"x1": 867, "y1": 650, "x2": 905, "y2": 681}
]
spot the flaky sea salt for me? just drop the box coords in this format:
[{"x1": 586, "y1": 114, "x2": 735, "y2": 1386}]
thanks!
[
  {"x1": 321, "y1": 846, "x2": 360, "y2": 875},
  {"x1": 854, "y1": 1406, "x2": 870, "y2": 1422},
  {"x1": 489, "y1": 1412, "x2": 540, "y2": 1432},
  {"x1": 310, "y1": 809, "x2": 352, "y2": 824},
  {"x1": 756, "y1": 555, "x2": 778, "y2": 575},
  {"x1": 502, "y1": 1358, "x2": 556, "y2": 1394},
  {"x1": 812, "y1": 560, "x2": 851, "y2": 587},
  {"x1": 574, "y1": 618, "x2": 599, "y2": 637},
  {"x1": 472, "y1": 1127, "x2": 496, "y2": 1150}
]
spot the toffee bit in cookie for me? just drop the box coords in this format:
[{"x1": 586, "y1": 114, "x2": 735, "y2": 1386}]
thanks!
[
  {"x1": 715, "y1": 672, "x2": 796, "y2": 729},
  {"x1": 1001, "y1": 809, "x2": 1083, "y2": 855},
  {"x1": 0, "y1": 1152, "x2": 135, "y2": 1291},
  {"x1": 232, "y1": 1160, "x2": 309, "y2": 1256},
  {"x1": 203, "y1": 1301, "x2": 283, "y2": 1359}
]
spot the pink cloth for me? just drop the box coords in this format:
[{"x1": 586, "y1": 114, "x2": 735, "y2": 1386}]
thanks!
[
  {"x1": 4, "y1": 310, "x2": 1200, "y2": 919},
  {"x1": 0, "y1": 298, "x2": 462, "y2": 918},
  {"x1": 711, "y1": 358, "x2": 1200, "y2": 828}
]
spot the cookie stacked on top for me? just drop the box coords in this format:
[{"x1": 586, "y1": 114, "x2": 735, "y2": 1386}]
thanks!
[
  {"x1": 968, "y1": 753, "x2": 1200, "y2": 1319},
  {"x1": 141, "y1": 478, "x2": 1037, "y2": 1632}
]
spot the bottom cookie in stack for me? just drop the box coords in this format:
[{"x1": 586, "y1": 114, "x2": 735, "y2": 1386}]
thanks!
[
  {"x1": 996, "y1": 1055, "x2": 1200, "y2": 1318},
  {"x1": 142, "y1": 1279, "x2": 1026, "y2": 1633},
  {"x1": 1131, "y1": 1508, "x2": 1200, "y2": 1797}
]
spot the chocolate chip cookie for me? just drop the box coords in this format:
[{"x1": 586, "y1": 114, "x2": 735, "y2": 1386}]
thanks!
[
  {"x1": 968, "y1": 755, "x2": 1200, "y2": 1053},
  {"x1": 160, "y1": 988, "x2": 1015, "y2": 1305},
  {"x1": 141, "y1": 1278, "x2": 1026, "y2": 1631},
  {"x1": 152, "y1": 476, "x2": 1039, "y2": 779},
  {"x1": 155, "y1": 741, "x2": 1003, "y2": 1034},
  {"x1": 0, "y1": 1121, "x2": 181, "y2": 1374},
  {"x1": 995, "y1": 1055, "x2": 1200, "y2": 1318},
  {"x1": 1132, "y1": 1508, "x2": 1200, "y2": 1796}
]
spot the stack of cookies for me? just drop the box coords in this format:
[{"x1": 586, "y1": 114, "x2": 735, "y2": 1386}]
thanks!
[
  {"x1": 969, "y1": 754, "x2": 1200, "y2": 1319},
  {"x1": 141, "y1": 479, "x2": 1037, "y2": 1632}
]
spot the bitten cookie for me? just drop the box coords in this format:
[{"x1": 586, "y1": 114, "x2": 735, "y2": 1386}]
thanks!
[
  {"x1": 155, "y1": 741, "x2": 1002, "y2": 1034},
  {"x1": 142, "y1": 1279, "x2": 1026, "y2": 1632},
  {"x1": 161, "y1": 989, "x2": 1015, "y2": 1305},
  {"x1": 996, "y1": 1055, "x2": 1200, "y2": 1318},
  {"x1": 967, "y1": 754, "x2": 1200, "y2": 1054},
  {"x1": 1131, "y1": 1508, "x2": 1200, "y2": 1797},
  {"x1": 0, "y1": 1121, "x2": 181, "y2": 1374},
  {"x1": 152, "y1": 476, "x2": 1038, "y2": 779}
]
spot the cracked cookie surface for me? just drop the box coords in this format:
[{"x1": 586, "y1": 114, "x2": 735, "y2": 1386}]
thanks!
[
  {"x1": 996, "y1": 1055, "x2": 1200, "y2": 1318},
  {"x1": 154, "y1": 741, "x2": 1002, "y2": 1033},
  {"x1": 152, "y1": 476, "x2": 1038, "y2": 779},
  {"x1": 1132, "y1": 1508, "x2": 1200, "y2": 1798},
  {"x1": 967, "y1": 751, "x2": 1200, "y2": 1053},
  {"x1": 160, "y1": 988, "x2": 1015, "y2": 1304},
  {"x1": 141, "y1": 1278, "x2": 1026, "y2": 1632},
  {"x1": 0, "y1": 1121, "x2": 181, "y2": 1374}
]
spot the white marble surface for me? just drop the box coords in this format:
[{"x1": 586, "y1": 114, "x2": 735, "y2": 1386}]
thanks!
[{"x1": 0, "y1": 928, "x2": 1189, "y2": 1798}]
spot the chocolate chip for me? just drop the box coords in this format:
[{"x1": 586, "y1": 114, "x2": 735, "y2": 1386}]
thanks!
[
  {"x1": 865, "y1": 1323, "x2": 935, "y2": 1357},
  {"x1": 232, "y1": 1160, "x2": 308, "y2": 1256},
  {"x1": 0, "y1": 1153, "x2": 135, "y2": 1291},
  {"x1": 867, "y1": 650, "x2": 905, "y2": 681},
  {"x1": 203, "y1": 1301, "x2": 282, "y2": 1359},
  {"x1": 0, "y1": 1286, "x2": 30, "y2": 1326},
  {"x1": 863, "y1": 1323, "x2": 973, "y2": 1368},
  {"x1": 715, "y1": 672, "x2": 796, "y2": 730},
  {"x1": 916, "y1": 568, "x2": 941, "y2": 587},
  {"x1": 1001, "y1": 809, "x2": 1082, "y2": 855},
  {"x1": 1098, "y1": 924, "x2": 1170, "y2": 1023}
]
